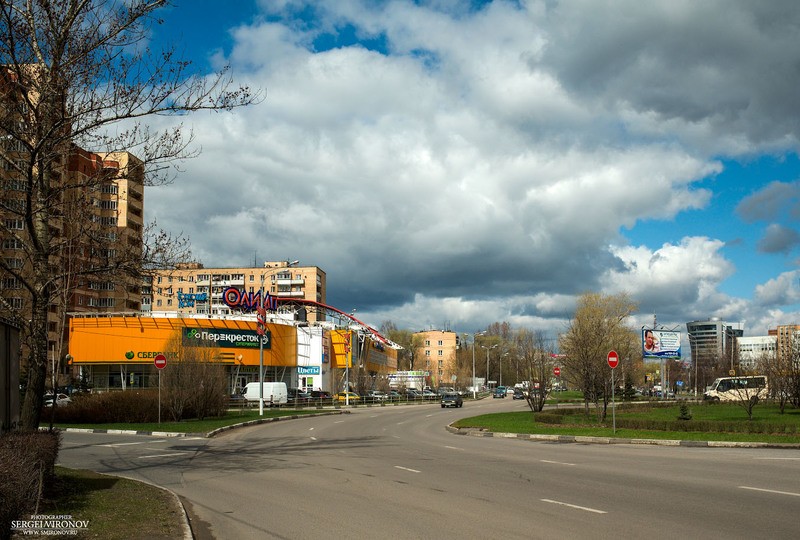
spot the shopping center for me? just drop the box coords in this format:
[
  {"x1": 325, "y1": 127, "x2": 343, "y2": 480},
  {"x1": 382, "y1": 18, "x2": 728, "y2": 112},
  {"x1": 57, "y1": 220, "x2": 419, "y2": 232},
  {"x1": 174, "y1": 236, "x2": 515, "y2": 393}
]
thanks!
[{"x1": 67, "y1": 298, "x2": 400, "y2": 395}]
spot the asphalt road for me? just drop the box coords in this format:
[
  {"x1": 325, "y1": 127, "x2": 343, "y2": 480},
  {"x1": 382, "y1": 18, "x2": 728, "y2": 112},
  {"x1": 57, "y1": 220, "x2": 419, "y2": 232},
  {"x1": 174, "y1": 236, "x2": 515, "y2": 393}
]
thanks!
[{"x1": 58, "y1": 398, "x2": 800, "y2": 539}]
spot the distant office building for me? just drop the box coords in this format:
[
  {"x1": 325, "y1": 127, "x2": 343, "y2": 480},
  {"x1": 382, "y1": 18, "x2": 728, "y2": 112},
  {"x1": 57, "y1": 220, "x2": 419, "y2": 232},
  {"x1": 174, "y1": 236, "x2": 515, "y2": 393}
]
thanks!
[
  {"x1": 145, "y1": 260, "x2": 326, "y2": 322},
  {"x1": 686, "y1": 319, "x2": 744, "y2": 387},
  {"x1": 736, "y1": 335, "x2": 776, "y2": 371}
]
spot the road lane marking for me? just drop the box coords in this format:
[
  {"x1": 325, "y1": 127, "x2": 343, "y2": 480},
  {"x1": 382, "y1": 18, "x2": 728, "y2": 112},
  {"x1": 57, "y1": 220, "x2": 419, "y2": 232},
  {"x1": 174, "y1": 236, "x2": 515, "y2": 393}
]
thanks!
[
  {"x1": 98, "y1": 441, "x2": 162, "y2": 447},
  {"x1": 540, "y1": 459, "x2": 575, "y2": 466},
  {"x1": 754, "y1": 457, "x2": 800, "y2": 461},
  {"x1": 138, "y1": 452, "x2": 189, "y2": 459},
  {"x1": 444, "y1": 446, "x2": 463, "y2": 450},
  {"x1": 541, "y1": 499, "x2": 607, "y2": 514},
  {"x1": 310, "y1": 437, "x2": 317, "y2": 441},
  {"x1": 395, "y1": 466, "x2": 421, "y2": 473},
  {"x1": 739, "y1": 486, "x2": 800, "y2": 497}
]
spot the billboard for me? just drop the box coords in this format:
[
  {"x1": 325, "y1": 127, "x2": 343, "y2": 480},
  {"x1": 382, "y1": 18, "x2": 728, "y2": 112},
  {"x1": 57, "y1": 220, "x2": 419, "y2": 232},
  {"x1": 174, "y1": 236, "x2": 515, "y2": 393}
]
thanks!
[{"x1": 642, "y1": 329, "x2": 681, "y2": 359}]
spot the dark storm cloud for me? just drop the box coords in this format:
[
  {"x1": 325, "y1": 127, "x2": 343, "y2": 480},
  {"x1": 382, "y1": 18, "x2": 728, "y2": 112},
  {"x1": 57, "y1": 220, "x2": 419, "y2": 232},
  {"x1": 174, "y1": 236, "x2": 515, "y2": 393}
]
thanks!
[
  {"x1": 736, "y1": 181, "x2": 800, "y2": 223},
  {"x1": 757, "y1": 224, "x2": 800, "y2": 254}
]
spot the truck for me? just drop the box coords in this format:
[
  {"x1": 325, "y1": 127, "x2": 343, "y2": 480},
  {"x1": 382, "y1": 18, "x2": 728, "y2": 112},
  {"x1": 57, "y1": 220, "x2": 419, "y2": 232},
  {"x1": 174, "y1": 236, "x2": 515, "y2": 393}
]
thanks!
[{"x1": 242, "y1": 382, "x2": 288, "y2": 405}]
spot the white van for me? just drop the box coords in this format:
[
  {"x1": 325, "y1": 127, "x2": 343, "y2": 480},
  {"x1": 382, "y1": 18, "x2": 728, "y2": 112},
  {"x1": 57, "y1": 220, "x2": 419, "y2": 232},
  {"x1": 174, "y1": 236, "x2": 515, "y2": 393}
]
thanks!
[{"x1": 242, "y1": 382, "x2": 288, "y2": 405}]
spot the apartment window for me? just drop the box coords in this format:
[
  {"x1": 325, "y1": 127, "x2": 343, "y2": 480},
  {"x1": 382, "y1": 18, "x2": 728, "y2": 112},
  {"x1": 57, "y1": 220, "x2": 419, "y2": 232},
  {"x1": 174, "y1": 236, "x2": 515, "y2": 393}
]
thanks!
[
  {"x1": 4, "y1": 218, "x2": 24, "y2": 230},
  {"x1": 101, "y1": 184, "x2": 118, "y2": 194},
  {"x1": 156, "y1": 299, "x2": 162, "y2": 306},
  {"x1": 2, "y1": 238, "x2": 24, "y2": 249},
  {"x1": 99, "y1": 200, "x2": 117, "y2": 210},
  {"x1": 424, "y1": 340, "x2": 430, "y2": 346},
  {"x1": 11, "y1": 297, "x2": 23, "y2": 309},
  {"x1": 157, "y1": 276, "x2": 162, "y2": 284},
  {"x1": 2, "y1": 277, "x2": 20, "y2": 289},
  {"x1": 5, "y1": 258, "x2": 23, "y2": 269},
  {"x1": 167, "y1": 299, "x2": 172, "y2": 306},
  {"x1": 438, "y1": 340, "x2": 443, "y2": 346},
  {"x1": 438, "y1": 350, "x2": 443, "y2": 356},
  {"x1": 100, "y1": 217, "x2": 117, "y2": 226},
  {"x1": 438, "y1": 360, "x2": 443, "y2": 368},
  {"x1": 425, "y1": 350, "x2": 431, "y2": 356},
  {"x1": 87, "y1": 298, "x2": 115, "y2": 307}
]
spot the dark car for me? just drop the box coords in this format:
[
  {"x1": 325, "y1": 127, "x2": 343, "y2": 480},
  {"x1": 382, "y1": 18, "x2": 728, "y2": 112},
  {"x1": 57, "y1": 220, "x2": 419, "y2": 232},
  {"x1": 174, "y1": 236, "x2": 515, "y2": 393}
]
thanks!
[
  {"x1": 386, "y1": 390, "x2": 402, "y2": 401},
  {"x1": 512, "y1": 388, "x2": 525, "y2": 400},
  {"x1": 288, "y1": 388, "x2": 312, "y2": 403},
  {"x1": 440, "y1": 393, "x2": 463, "y2": 408},
  {"x1": 493, "y1": 386, "x2": 506, "y2": 398},
  {"x1": 309, "y1": 390, "x2": 332, "y2": 400}
]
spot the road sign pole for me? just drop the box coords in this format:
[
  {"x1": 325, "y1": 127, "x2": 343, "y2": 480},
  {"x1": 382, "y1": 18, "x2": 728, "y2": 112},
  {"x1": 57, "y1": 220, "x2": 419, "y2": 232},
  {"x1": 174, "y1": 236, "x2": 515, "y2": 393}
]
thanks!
[
  {"x1": 611, "y1": 368, "x2": 615, "y2": 434},
  {"x1": 607, "y1": 351, "x2": 619, "y2": 434},
  {"x1": 153, "y1": 354, "x2": 167, "y2": 424}
]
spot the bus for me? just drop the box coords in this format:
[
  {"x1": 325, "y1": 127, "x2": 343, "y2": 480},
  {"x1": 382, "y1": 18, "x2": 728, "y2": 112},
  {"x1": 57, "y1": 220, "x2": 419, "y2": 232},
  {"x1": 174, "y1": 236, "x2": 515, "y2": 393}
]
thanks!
[{"x1": 703, "y1": 376, "x2": 768, "y2": 402}]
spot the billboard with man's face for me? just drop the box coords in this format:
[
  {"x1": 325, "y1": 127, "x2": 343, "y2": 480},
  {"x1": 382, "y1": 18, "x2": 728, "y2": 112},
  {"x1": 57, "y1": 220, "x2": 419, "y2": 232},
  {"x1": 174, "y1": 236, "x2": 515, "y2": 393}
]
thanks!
[{"x1": 642, "y1": 329, "x2": 681, "y2": 359}]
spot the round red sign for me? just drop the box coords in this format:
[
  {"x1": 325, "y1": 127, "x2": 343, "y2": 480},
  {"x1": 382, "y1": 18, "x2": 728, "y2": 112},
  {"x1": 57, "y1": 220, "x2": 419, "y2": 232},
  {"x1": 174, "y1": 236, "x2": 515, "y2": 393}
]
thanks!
[
  {"x1": 607, "y1": 350, "x2": 619, "y2": 369},
  {"x1": 553, "y1": 366, "x2": 561, "y2": 376},
  {"x1": 154, "y1": 354, "x2": 167, "y2": 370}
]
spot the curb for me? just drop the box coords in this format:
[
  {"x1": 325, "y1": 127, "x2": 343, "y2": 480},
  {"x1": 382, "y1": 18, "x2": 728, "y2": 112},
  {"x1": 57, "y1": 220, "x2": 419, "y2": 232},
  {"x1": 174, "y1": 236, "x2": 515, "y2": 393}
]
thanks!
[{"x1": 445, "y1": 425, "x2": 800, "y2": 449}]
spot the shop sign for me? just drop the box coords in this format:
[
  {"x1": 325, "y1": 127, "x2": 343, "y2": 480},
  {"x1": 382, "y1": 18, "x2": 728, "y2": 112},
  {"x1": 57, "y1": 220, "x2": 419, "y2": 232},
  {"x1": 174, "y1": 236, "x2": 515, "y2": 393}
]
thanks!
[
  {"x1": 297, "y1": 366, "x2": 320, "y2": 375},
  {"x1": 222, "y1": 287, "x2": 278, "y2": 312},
  {"x1": 183, "y1": 328, "x2": 271, "y2": 349}
]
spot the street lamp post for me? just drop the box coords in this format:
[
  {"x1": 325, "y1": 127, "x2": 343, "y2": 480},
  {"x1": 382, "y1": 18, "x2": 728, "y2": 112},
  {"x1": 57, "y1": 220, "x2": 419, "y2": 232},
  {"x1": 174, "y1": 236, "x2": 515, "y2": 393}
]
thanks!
[
  {"x1": 500, "y1": 352, "x2": 509, "y2": 387},
  {"x1": 481, "y1": 344, "x2": 498, "y2": 389},
  {"x1": 465, "y1": 332, "x2": 485, "y2": 399}
]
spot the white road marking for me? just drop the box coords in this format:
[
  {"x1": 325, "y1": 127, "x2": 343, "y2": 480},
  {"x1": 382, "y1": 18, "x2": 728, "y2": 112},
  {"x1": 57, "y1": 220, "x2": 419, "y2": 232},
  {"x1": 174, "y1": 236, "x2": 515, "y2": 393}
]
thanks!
[
  {"x1": 739, "y1": 486, "x2": 800, "y2": 497},
  {"x1": 444, "y1": 446, "x2": 463, "y2": 450},
  {"x1": 753, "y1": 457, "x2": 800, "y2": 461},
  {"x1": 98, "y1": 441, "x2": 159, "y2": 447},
  {"x1": 541, "y1": 499, "x2": 607, "y2": 514},
  {"x1": 540, "y1": 459, "x2": 575, "y2": 466},
  {"x1": 310, "y1": 437, "x2": 317, "y2": 441},
  {"x1": 309, "y1": 427, "x2": 315, "y2": 431},
  {"x1": 138, "y1": 452, "x2": 189, "y2": 459},
  {"x1": 395, "y1": 466, "x2": 421, "y2": 473}
]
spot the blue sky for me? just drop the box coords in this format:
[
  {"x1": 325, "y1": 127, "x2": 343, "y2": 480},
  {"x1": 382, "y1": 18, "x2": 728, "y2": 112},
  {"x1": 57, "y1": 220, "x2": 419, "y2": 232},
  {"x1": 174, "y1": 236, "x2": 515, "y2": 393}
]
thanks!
[{"x1": 143, "y1": 0, "x2": 800, "y2": 340}]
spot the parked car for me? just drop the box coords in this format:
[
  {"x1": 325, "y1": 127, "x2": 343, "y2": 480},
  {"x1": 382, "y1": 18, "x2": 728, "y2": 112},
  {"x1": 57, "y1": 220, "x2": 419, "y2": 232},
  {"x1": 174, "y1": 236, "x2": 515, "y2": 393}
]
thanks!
[
  {"x1": 512, "y1": 388, "x2": 525, "y2": 400},
  {"x1": 288, "y1": 388, "x2": 312, "y2": 403},
  {"x1": 440, "y1": 393, "x2": 463, "y2": 408},
  {"x1": 505, "y1": 387, "x2": 515, "y2": 396},
  {"x1": 405, "y1": 389, "x2": 422, "y2": 400},
  {"x1": 43, "y1": 393, "x2": 71, "y2": 407},
  {"x1": 309, "y1": 390, "x2": 332, "y2": 400},
  {"x1": 421, "y1": 389, "x2": 439, "y2": 400},
  {"x1": 386, "y1": 390, "x2": 402, "y2": 401},
  {"x1": 493, "y1": 386, "x2": 506, "y2": 398},
  {"x1": 334, "y1": 391, "x2": 360, "y2": 403},
  {"x1": 366, "y1": 390, "x2": 387, "y2": 402}
]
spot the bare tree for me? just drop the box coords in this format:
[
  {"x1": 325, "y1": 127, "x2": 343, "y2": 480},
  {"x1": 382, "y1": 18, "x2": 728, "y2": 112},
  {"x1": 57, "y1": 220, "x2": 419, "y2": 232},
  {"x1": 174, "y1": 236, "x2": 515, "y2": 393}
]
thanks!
[
  {"x1": 0, "y1": 0, "x2": 257, "y2": 430},
  {"x1": 161, "y1": 331, "x2": 226, "y2": 421},
  {"x1": 559, "y1": 292, "x2": 638, "y2": 421},
  {"x1": 514, "y1": 329, "x2": 553, "y2": 412}
]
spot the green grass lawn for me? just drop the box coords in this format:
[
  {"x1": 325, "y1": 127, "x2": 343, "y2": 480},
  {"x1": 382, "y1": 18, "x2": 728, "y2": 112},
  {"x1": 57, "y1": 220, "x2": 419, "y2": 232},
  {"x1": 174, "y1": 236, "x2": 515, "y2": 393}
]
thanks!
[
  {"x1": 453, "y1": 402, "x2": 800, "y2": 444},
  {"x1": 35, "y1": 467, "x2": 185, "y2": 540}
]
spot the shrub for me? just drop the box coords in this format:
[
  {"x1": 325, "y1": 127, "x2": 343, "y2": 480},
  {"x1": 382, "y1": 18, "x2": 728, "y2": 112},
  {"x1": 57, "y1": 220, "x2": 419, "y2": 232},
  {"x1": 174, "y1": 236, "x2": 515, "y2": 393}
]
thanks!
[
  {"x1": 0, "y1": 431, "x2": 60, "y2": 540},
  {"x1": 678, "y1": 403, "x2": 692, "y2": 421},
  {"x1": 45, "y1": 391, "x2": 160, "y2": 424}
]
